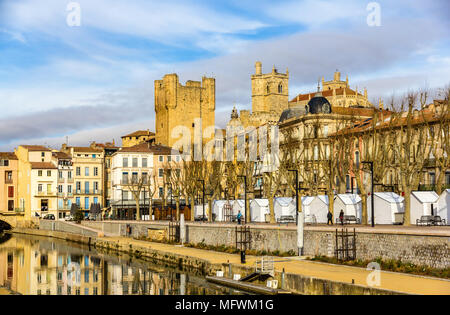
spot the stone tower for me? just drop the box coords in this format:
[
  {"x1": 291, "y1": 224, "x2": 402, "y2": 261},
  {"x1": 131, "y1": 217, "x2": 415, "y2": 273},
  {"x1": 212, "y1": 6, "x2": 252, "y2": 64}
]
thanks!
[
  {"x1": 251, "y1": 61, "x2": 289, "y2": 116},
  {"x1": 154, "y1": 74, "x2": 215, "y2": 148}
]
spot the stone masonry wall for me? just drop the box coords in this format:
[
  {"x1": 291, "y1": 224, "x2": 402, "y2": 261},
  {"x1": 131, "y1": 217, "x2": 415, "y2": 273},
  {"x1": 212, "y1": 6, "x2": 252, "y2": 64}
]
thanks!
[{"x1": 79, "y1": 221, "x2": 449, "y2": 269}]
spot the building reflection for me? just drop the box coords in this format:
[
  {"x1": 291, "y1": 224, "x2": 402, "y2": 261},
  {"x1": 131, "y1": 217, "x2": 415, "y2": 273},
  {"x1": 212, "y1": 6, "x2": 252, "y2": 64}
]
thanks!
[{"x1": 0, "y1": 234, "x2": 239, "y2": 295}]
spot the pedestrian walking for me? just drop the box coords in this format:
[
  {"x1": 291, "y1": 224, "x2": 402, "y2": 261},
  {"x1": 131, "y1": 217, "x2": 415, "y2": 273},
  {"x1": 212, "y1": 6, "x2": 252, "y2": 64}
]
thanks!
[
  {"x1": 339, "y1": 210, "x2": 345, "y2": 225},
  {"x1": 327, "y1": 211, "x2": 333, "y2": 225}
]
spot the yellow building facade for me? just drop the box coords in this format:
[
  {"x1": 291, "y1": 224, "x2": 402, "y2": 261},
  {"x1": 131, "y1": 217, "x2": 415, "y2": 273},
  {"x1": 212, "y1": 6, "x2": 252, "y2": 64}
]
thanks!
[
  {"x1": 15, "y1": 145, "x2": 58, "y2": 221},
  {"x1": 61, "y1": 145, "x2": 104, "y2": 215}
]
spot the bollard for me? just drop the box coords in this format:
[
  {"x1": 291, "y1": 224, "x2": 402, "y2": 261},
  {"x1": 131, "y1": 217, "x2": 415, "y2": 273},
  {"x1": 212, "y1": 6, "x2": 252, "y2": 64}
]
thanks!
[{"x1": 240, "y1": 250, "x2": 246, "y2": 264}]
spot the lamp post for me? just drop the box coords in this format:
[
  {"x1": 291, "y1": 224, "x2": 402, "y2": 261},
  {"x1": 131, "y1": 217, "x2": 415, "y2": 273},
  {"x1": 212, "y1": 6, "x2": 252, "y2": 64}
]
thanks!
[
  {"x1": 362, "y1": 161, "x2": 374, "y2": 227},
  {"x1": 237, "y1": 175, "x2": 247, "y2": 224},
  {"x1": 197, "y1": 180, "x2": 205, "y2": 221}
]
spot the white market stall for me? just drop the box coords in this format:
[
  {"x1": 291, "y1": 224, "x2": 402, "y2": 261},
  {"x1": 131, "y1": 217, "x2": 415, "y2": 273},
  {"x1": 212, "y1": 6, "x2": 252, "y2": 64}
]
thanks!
[
  {"x1": 333, "y1": 194, "x2": 362, "y2": 223},
  {"x1": 232, "y1": 200, "x2": 245, "y2": 218},
  {"x1": 437, "y1": 189, "x2": 449, "y2": 224},
  {"x1": 250, "y1": 199, "x2": 270, "y2": 223},
  {"x1": 368, "y1": 192, "x2": 405, "y2": 225},
  {"x1": 212, "y1": 200, "x2": 234, "y2": 222},
  {"x1": 303, "y1": 195, "x2": 329, "y2": 224},
  {"x1": 194, "y1": 204, "x2": 210, "y2": 220},
  {"x1": 410, "y1": 191, "x2": 439, "y2": 225},
  {"x1": 274, "y1": 197, "x2": 296, "y2": 222}
]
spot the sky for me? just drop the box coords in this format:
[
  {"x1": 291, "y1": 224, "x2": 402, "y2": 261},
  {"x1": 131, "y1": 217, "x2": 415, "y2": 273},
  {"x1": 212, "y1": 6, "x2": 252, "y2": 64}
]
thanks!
[{"x1": 0, "y1": 0, "x2": 449, "y2": 151}]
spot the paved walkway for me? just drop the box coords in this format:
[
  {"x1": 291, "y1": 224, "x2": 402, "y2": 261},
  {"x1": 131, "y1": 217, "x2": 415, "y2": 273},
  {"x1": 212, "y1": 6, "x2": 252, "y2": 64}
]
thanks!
[{"x1": 100, "y1": 236, "x2": 450, "y2": 295}]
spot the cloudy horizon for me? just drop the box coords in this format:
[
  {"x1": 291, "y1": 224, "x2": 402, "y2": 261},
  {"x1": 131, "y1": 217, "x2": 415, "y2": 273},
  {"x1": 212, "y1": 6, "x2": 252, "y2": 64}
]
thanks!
[{"x1": 0, "y1": 0, "x2": 449, "y2": 151}]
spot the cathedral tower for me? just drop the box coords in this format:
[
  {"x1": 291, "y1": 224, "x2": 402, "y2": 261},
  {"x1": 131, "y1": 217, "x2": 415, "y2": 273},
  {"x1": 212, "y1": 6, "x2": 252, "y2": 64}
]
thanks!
[{"x1": 251, "y1": 62, "x2": 289, "y2": 116}]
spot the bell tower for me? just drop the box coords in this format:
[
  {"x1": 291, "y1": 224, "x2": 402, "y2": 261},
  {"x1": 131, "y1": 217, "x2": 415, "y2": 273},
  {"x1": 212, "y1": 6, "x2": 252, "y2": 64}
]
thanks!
[{"x1": 251, "y1": 61, "x2": 289, "y2": 116}]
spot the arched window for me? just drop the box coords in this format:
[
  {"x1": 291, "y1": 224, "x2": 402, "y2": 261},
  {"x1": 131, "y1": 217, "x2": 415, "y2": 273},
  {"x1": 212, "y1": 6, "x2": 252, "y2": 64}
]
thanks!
[
  {"x1": 266, "y1": 84, "x2": 270, "y2": 94},
  {"x1": 278, "y1": 84, "x2": 283, "y2": 93}
]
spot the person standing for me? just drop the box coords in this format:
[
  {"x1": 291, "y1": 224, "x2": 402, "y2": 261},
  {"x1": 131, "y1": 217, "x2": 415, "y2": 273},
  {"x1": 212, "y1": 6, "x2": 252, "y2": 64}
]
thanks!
[
  {"x1": 339, "y1": 210, "x2": 345, "y2": 225},
  {"x1": 327, "y1": 211, "x2": 333, "y2": 225},
  {"x1": 237, "y1": 211, "x2": 242, "y2": 225}
]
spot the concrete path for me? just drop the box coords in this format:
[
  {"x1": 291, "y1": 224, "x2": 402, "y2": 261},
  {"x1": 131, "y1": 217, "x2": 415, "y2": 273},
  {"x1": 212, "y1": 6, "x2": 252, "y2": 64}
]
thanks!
[{"x1": 100, "y1": 236, "x2": 450, "y2": 295}]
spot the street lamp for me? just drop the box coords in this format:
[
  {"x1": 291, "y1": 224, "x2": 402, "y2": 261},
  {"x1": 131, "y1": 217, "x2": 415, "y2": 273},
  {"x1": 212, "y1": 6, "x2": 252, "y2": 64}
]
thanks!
[
  {"x1": 237, "y1": 175, "x2": 247, "y2": 224},
  {"x1": 362, "y1": 161, "x2": 374, "y2": 227}
]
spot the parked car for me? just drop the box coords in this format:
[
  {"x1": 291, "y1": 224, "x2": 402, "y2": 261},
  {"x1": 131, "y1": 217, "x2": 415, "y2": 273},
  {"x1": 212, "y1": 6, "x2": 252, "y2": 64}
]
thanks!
[
  {"x1": 64, "y1": 215, "x2": 74, "y2": 221},
  {"x1": 43, "y1": 214, "x2": 55, "y2": 220}
]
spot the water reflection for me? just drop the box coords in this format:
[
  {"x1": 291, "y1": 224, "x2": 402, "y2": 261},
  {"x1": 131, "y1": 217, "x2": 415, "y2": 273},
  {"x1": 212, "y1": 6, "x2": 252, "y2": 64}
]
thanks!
[{"x1": 0, "y1": 233, "x2": 241, "y2": 295}]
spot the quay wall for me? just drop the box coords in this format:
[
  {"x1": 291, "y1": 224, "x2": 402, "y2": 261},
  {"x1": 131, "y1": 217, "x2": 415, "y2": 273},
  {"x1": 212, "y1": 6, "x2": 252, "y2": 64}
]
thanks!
[
  {"x1": 10, "y1": 227, "x2": 405, "y2": 295},
  {"x1": 78, "y1": 221, "x2": 450, "y2": 269}
]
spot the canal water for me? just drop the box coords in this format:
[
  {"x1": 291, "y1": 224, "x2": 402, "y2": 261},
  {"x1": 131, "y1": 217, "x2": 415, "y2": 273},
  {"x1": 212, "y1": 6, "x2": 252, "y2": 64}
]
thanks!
[{"x1": 0, "y1": 233, "x2": 244, "y2": 295}]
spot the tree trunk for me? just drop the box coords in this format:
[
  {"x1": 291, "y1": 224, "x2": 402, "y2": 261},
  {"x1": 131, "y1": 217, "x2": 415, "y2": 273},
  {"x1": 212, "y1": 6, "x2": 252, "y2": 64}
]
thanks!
[
  {"x1": 327, "y1": 191, "x2": 334, "y2": 216},
  {"x1": 268, "y1": 196, "x2": 275, "y2": 224},
  {"x1": 135, "y1": 201, "x2": 141, "y2": 221},
  {"x1": 245, "y1": 198, "x2": 250, "y2": 224},
  {"x1": 208, "y1": 197, "x2": 213, "y2": 222},
  {"x1": 176, "y1": 197, "x2": 180, "y2": 221},
  {"x1": 361, "y1": 195, "x2": 368, "y2": 225},
  {"x1": 404, "y1": 189, "x2": 411, "y2": 226},
  {"x1": 190, "y1": 194, "x2": 196, "y2": 221}
]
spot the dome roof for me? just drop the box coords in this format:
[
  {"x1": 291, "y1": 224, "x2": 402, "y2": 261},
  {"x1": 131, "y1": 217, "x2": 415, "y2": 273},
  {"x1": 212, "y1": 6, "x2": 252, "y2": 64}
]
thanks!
[
  {"x1": 279, "y1": 106, "x2": 307, "y2": 123},
  {"x1": 306, "y1": 94, "x2": 332, "y2": 114}
]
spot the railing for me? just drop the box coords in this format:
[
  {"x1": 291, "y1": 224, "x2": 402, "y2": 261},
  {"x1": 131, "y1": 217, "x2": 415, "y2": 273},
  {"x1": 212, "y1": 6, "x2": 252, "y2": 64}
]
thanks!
[
  {"x1": 57, "y1": 192, "x2": 74, "y2": 198},
  {"x1": 35, "y1": 191, "x2": 56, "y2": 196},
  {"x1": 255, "y1": 256, "x2": 274, "y2": 276},
  {"x1": 74, "y1": 190, "x2": 102, "y2": 195},
  {"x1": 4, "y1": 179, "x2": 13, "y2": 184},
  {"x1": 57, "y1": 205, "x2": 71, "y2": 210}
]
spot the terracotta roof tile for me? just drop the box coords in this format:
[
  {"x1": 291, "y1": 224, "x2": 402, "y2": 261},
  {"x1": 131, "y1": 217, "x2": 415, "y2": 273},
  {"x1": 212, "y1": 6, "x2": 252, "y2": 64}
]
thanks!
[
  {"x1": 118, "y1": 143, "x2": 177, "y2": 155},
  {"x1": 290, "y1": 87, "x2": 362, "y2": 103},
  {"x1": 122, "y1": 130, "x2": 155, "y2": 138},
  {"x1": 0, "y1": 152, "x2": 18, "y2": 160},
  {"x1": 20, "y1": 145, "x2": 51, "y2": 152},
  {"x1": 30, "y1": 162, "x2": 57, "y2": 169},
  {"x1": 71, "y1": 147, "x2": 103, "y2": 153},
  {"x1": 52, "y1": 152, "x2": 72, "y2": 159}
]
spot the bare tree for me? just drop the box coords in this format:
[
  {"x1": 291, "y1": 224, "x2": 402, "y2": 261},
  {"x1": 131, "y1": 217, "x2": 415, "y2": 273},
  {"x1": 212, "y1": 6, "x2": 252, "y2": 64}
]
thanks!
[{"x1": 122, "y1": 173, "x2": 146, "y2": 221}]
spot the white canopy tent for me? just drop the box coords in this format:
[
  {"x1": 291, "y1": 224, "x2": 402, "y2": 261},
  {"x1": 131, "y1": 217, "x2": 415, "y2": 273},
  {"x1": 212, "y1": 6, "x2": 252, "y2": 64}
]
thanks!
[
  {"x1": 333, "y1": 194, "x2": 362, "y2": 223},
  {"x1": 232, "y1": 200, "x2": 245, "y2": 217},
  {"x1": 368, "y1": 192, "x2": 404, "y2": 225},
  {"x1": 194, "y1": 204, "x2": 210, "y2": 220},
  {"x1": 274, "y1": 197, "x2": 296, "y2": 222},
  {"x1": 410, "y1": 191, "x2": 439, "y2": 224},
  {"x1": 250, "y1": 199, "x2": 270, "y2": 223},
  {"x1": 437, "y1": 189, "x2": 449, "y2": 224},
  {"x1": 303, "y1": 195, "x2": 329, "y2": 224},
  {"x1": 212, "y1": 200, "x2": 233, "y2": 222}
]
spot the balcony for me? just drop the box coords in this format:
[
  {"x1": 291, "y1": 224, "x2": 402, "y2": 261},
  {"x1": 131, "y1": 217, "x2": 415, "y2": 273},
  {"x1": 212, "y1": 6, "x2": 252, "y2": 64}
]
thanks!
[
  {"x1": 34, "y1": 191, "x2": 56, "y2": 197},
  {"x1": 57, "y1": 192, "x2": 74, "y2": 198},
  {"x1": 5, "y1": 179, "x2": 13, "y2": 184},
  {"x1": 74, "y1": 190, "x2": 102, "y2": 196}
]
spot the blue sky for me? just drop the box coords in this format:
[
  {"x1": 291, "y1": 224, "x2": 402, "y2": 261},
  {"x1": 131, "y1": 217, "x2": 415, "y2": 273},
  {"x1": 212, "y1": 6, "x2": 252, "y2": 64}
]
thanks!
[{"x1": 0, "y1": 0, "x2": 449, "y2": 150}]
